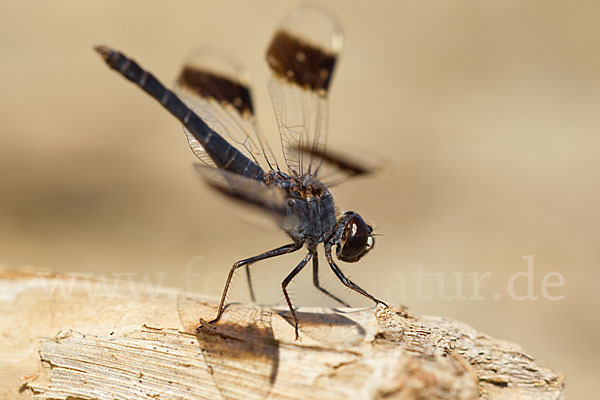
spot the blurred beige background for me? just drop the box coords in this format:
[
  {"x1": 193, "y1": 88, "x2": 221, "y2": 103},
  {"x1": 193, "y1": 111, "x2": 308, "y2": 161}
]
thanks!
[{"x1": 1, "y1": 0, "x2": 598, "y2": 397}]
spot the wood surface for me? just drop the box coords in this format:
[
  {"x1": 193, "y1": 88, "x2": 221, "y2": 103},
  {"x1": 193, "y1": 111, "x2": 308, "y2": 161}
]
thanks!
[{"x1": 0, "y1": 266, "x2": 564, "y2": 399}]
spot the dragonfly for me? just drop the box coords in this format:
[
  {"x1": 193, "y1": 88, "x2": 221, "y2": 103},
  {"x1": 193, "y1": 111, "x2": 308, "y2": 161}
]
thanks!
[{"x1": 95, "y1": 4, "x2": 387, "y2": 339}]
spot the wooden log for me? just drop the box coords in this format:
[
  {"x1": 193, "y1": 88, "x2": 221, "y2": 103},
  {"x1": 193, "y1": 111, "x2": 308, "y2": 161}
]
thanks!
[{"x1": 0, "y1": 266, "x2": 563, "y2": 399}]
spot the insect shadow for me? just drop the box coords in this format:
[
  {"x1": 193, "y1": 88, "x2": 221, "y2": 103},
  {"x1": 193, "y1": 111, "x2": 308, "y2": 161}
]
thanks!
[{"x1": 178, "y1": 295, "x2": 366, "y2": 399}]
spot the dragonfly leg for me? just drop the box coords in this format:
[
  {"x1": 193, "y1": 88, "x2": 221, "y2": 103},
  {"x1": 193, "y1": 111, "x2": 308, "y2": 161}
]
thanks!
[
  {"x1": 245, "y1": 265, "x2": 256, "y2": 303},
  {"x1": 324, "y1": 244, "x2": 388, "y2": 307},
  {"x1": 312, "y1": 252, "x2": 349, "y2": 307},
  {"x1": 209, "y1": 242, "x2": 303, "y2": 325},
  {"x1": 282, "y1": 251, "x2": 313, "y2": 340}
]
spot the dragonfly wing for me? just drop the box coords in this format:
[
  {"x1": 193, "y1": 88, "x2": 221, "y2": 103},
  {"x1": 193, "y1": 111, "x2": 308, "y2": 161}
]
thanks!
[
  {"x1": 194, "y1": 164, "x2": 292, "y2": 221},
  {"x1": 293, "y1": 144, "x2": 384, "y2": 187},
  {"x1": 266, "y1": 4, "x2": 343, "y2": 177},
  {"x1": 175, "y1": 49, "x2": 278, "y2": 171}
]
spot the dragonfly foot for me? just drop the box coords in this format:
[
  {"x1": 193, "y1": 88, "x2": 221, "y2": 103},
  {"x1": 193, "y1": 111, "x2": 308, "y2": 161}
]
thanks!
[
  {"x1": 196, "y1": 317, "x2": 220, "y2": 334},
  {"x1": 376, "y1": 299, "x2": 389, "y2": 308}
]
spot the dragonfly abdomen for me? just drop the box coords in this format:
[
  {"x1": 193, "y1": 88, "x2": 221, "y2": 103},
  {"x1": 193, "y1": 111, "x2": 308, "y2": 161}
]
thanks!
[{"x1": 95, "y1": 46, "x2": 264, "y2": 181}]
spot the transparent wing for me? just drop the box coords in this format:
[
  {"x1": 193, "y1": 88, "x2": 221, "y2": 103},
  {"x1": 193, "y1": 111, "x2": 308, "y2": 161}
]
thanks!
[
  {"x1": 265, "y1": 4, "x2": 343, "y2": 177},
  {"x1": 194, "y1": 164, "x2": 290, "y2": 220},
  {"x1": 174, "y1": 49, "x2": 277, "y2": 171},
  {"x1": 293, "y1": 144, "x2": 384, "y2": 187}
]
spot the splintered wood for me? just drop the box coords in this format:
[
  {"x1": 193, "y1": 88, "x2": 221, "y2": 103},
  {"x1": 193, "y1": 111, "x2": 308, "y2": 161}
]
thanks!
[{"x1": 0, "y1": 267, "x2": 563, "y2": 399}]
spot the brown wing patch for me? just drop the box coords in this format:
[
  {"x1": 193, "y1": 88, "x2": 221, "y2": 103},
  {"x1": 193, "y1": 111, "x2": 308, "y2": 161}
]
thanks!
[
  {"x1": 177, "y1": 67, "x2": 253, "y2": 115},
  {"x1": 266, "y1": 30, "x2": 337, "y2": 92}
]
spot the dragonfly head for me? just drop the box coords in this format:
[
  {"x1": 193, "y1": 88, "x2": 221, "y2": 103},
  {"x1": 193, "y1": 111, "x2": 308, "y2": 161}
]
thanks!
[{"x1": 335, "y1": 212, "x2": 375, "y2": 263}]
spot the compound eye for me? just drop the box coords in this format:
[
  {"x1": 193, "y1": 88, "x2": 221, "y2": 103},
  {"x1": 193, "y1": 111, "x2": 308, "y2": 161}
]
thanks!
[{"x1": 338, "y1": 213, "x2": 370, "y2": 262}]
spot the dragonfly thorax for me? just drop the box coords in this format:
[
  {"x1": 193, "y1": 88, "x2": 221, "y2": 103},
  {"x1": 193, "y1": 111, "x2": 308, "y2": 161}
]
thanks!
[{"x1": 266, "y1": 170, "x2": 337, "y2": 245}]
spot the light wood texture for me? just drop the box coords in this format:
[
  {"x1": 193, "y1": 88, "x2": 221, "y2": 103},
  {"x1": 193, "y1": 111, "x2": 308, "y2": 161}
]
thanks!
[{"x1": 0, "y1": 266, "x2": 563, "y2": 399}]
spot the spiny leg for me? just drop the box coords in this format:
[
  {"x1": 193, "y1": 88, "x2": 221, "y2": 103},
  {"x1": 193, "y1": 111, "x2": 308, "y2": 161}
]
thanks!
[
  {"x1": 312, "y1": 252, "x2": 349, "y2": 307},
  {"x1": 210, "y1": 242, "x2": 302, "y2": 325},
  {"x1": 245, "y1": 265, "x2": 256, "y2": 303},
  {"x1": 325, "y1": 244, "x2": 388, "y2": 307},
  {"x1": 282, "y1": 251, "x2": 313, "y2": 340}
]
